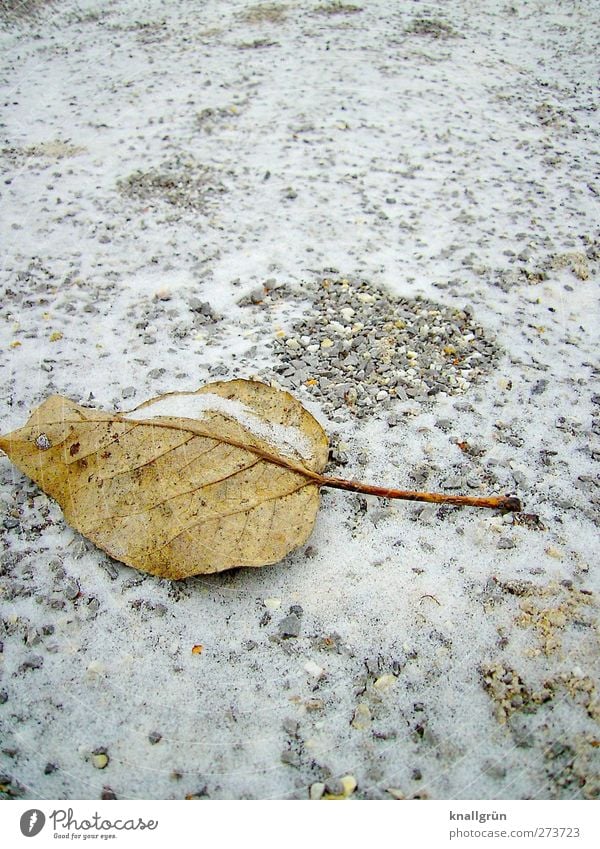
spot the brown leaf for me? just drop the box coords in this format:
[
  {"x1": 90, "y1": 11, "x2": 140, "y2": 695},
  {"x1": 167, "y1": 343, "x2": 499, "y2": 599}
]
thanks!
[
  {"x1": 0, "y1": 379, "x2": 522, "y2": 580},
  {"x1": 0, "y1": 380, "x2": 328, "y2": 579}
]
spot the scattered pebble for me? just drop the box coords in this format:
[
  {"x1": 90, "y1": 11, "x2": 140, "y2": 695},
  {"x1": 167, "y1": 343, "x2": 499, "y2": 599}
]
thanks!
[
  {"x1": 303, "y1": 660, "x2": 325, "y2": 679},
  {"x1": 280, "y1": 749, "x2": 300, "y2": 767},
  {"x1": 101, "y1": 786, "x2": 117, "y2": 800},
  {"x1": 92, "y1": 752, "x2": 109, "y2": 770},
  {"x1": 351, "y1": 703, "x2": 372, "y2": 730},
  {"x1": 323, "y1": 775, "x2": 357, "y2": 799},
  {"x1": 278, "y1": 614, "x2": 301, "y2": 639},
  {"x1": 309, "y1": 782, "x2": 325, "y2": 800},
  {"x1": 374, "y1": 673, "x2": 397, "y2": 691}
]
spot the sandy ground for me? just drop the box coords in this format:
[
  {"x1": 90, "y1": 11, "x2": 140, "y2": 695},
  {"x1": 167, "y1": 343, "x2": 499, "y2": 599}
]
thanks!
[{"x1": 0, "y1": 0, "x2": 598, "y2": 800}]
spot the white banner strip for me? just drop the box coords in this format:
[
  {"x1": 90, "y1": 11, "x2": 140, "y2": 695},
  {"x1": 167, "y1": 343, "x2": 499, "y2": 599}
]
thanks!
[{"x1": 2, "y1": 800, "x2": 597, "y2": 848}]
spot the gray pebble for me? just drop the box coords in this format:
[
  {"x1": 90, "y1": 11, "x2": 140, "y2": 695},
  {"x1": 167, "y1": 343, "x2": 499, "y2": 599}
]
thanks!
[
  {"x1": 148, "y1": 368, "x2": 166, "y2": 379},
  {"x1": 282, "y1": 718, "x2": 299, "y2": 736},
  {"x1": 101, "y1": 786, "x2": 117, "y2": 800},
  {"x1": 324, "y1": 778, "x2": 344, "y2": 796},
  {"x1": 531, "y1": 378, "x2": 548, "y2": 396},
  {"x1": 278, "y1": 614, "x2": 301, "y2": 638},
  {"x1": 19, "y1": 655, "x2": 44, "y2": 672},
  {"x1": 64, "y1": 580, "x2": 80, "y2": 600}
]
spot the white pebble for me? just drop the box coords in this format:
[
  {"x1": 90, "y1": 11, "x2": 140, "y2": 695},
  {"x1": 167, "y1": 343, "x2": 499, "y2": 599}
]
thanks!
[
  {"x1": 310, "y1": 782, "x2": 325, "y2": 800},
  {"x1": 304, "y1": 660, "x2": 325, "y2": 679}
]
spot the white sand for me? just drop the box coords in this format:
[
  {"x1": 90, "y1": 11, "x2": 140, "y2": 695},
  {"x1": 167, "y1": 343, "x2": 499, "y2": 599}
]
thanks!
[
  {"x1": 123, "y1": 391, "x2": 314, "y2": 460},
  {"x1": 0, "y1": 0, "x2": 598, "y2": 800}
]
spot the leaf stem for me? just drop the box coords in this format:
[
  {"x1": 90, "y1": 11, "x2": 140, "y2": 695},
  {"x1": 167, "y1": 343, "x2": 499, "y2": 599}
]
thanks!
[
  {"x1": 317, "y1": 475, "x2": 522, "y2": 512},
  {"x1": 114, "y1": 414, "x2": 522, "y2": 512}
]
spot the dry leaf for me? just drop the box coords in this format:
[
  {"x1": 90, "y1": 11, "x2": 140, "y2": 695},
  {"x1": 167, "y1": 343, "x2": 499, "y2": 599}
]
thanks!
[{"x1": 0, "y1": 379, "x2": 521, "y2": 579}]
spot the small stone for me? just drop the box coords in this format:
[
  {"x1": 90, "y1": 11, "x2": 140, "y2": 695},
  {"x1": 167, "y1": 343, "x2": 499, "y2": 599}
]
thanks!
[
  {"x1": 324, "y1": 775, "x2": 357, "y2": 799},
  {"x1": 280, "y1": 749, "x2": 300, "y2": 767},
  {"x1": 282, "y1": 718, "x2": 299, "y2": 736},
  {"x1": 278, "y1": 614, "x2": 301, "y2": 638},
  {"x1": 0, "y1": 690, "x2": 8, "y2": 704},
  {"x1": 497, "y1": 537, "x2": 516, "y2": 550},
  {"x1": 264, "y1": 597, "x2": 281, "y2": 610},
  {"x1": 35, "y1": 433, "x2": 52, "y2": 450},
  {"x1": 324, "y1": 778, "x2": 344, "y2": 797},
  {"x1": 387, "y1": 787, "x2": 406, "y2": 799},
  {"x1": 304, "y1": 660, "x2": 325, "y2": 679},
  {"x1": 148, "y1": 367, "x2": 166, "y2": 380},
  {"x1": 64, "y1": 580, "x2": 80, "y2": 600},
  {"x1": 44, "y1": 762, "x2": 58, "y2": 774},
  {"x1": 351, "y1": 702, "x2": 372, "y2": 730},
  {"x1": 92, "y1": 753, "x2": 109, "y2": 769},
  {"x1": 148, "y1": 731, "x2": 162, "y2": 745},
  {"x1": 531, "y1": 378, "x2": 548, "y2": 396},
  {"x1": 101, "y1": 786, "x2": 117, "y2": 800},
  {"x1": 309, "y1": 782, "x2": 325, "y2": 800},
  {"x1": 374, "y1": 673, "x2": 396, "y2": 691},
  {"x1": 19, "y1": 655, "x2": 43, "y2": 672},
  {"x1": 364, "y1": 786, "x2": 387, "y2": 800}
]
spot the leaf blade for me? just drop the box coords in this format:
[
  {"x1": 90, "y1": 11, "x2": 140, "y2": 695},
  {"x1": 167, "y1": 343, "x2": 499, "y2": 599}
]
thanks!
[{"x1": 0, "y1": 380, "x2": 329, "y2": 578}]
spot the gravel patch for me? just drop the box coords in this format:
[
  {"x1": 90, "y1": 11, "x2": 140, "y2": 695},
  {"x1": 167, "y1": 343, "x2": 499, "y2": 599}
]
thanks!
[{"x1": 269, "y1": 277, "x2": 498, "y2": 417}]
